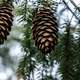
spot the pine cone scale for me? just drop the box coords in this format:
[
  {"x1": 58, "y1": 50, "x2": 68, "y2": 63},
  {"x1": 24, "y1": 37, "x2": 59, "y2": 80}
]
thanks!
[{"x1": 33, "y1": 15, "x2": 56, "y2": 23}]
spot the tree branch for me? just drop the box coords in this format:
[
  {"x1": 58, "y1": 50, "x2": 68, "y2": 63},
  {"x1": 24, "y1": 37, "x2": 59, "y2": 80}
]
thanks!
[
  {"x1": 70, "y1": 0, "x2": 80, "y2": 12},
  {"x1": 62, "y1": 0, "x2": 80, "y2": 21}
]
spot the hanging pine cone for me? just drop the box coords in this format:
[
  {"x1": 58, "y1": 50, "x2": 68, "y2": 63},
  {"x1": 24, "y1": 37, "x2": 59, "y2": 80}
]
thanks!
[
  {"x1": 0, "y1": 3, "x2": 13, "y2": 44},
  {"x1": 32, "y1": 7, "x2": 58, "y2": 54}
]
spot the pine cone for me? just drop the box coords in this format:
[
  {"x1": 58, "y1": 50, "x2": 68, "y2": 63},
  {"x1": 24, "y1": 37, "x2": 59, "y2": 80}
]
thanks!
[
  {"x1": 0, "y1": 3, "x2": 13, "y2": 44},
  {"x1": 32, "y1": 7, "x2": 58, "y2": 54}
]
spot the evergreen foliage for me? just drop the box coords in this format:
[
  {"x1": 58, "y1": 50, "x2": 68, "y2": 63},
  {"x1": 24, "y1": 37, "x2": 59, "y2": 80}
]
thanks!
[
  {"x1": 59, "y1": 25, "x2": 76, "y2": 80},
  {"x1": 16, "y1": 0, "x2": 80, "y2": 80},
  {"x1": 0, "y1": 0, "x2": 80, "y2": 80}
]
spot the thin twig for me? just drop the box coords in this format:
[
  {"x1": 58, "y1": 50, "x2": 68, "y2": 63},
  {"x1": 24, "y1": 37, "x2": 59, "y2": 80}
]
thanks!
[
  {"x1": 70, "y1": 0, "x2": 80, "y2": 12},
  {"x1": 62, "y1": 0, "x2": 80, "y2": 21}
]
